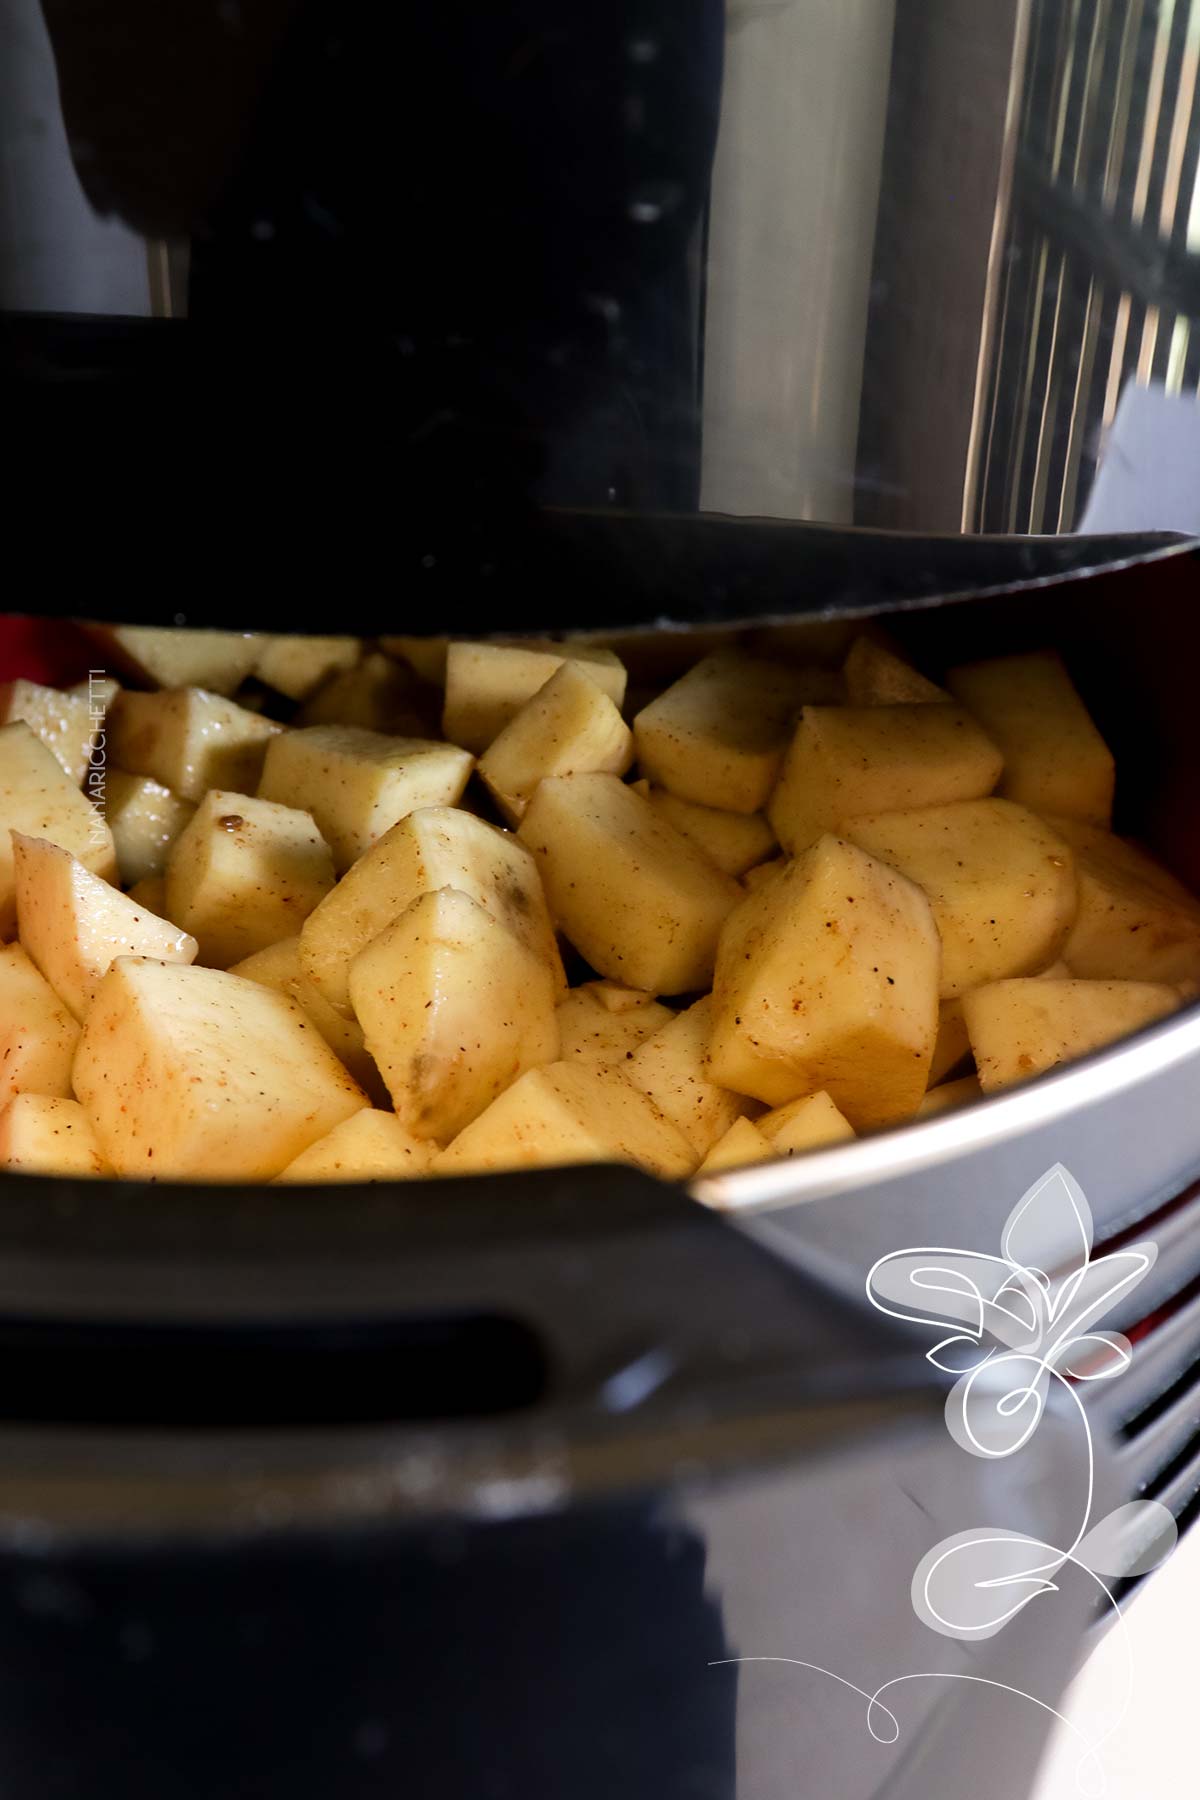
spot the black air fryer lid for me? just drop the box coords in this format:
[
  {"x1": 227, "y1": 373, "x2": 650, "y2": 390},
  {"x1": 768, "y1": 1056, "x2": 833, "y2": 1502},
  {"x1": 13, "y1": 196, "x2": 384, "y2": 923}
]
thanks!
[{"x1": 5, "y1": 2, "x2": 1193, "y2": 631}]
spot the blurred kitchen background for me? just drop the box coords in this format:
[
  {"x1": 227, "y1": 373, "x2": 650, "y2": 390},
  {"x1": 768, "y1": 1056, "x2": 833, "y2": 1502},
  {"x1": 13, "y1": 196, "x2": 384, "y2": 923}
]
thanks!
[{"x1": 2, "y1": 0, "x2": 1198, "y2": 535}]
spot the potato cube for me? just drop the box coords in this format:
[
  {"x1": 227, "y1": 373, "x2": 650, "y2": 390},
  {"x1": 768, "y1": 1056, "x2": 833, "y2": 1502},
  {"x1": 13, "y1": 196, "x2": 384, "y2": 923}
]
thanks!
[
  {"x1": 108, "y1": 688, "x2": 281, "y2": 802},
  {"x1": 74, "y1": 959, "x2": 368, "y2": 1178},
  {"x1": 844, "y1": 800, "x2": 1077, "y2": 998},
  {"x1": 706, "y1": 835, "x2": 940, "y2": 1124},
  {"x1": 70, "y1": 674, "x2": 121, "y2": 712},
  {"x1": 640, "y1": 786, "x2": 776, "y2": 877},
  {"x1": 964, "y1": 977, "x2": 1180, "y2": 1092},
  {"x1": 348, "y1": 887, "x2": 559, "y2": 1142},
  {"x1": 258, "y1": 726, "x2": 473, "y2": 872},
  {"x1": 104, "y1": 771, "x2": 195, "y2": 885},
  {"x1": 84, "y1": 624, "x2": 261, "y2": 696},
  {"x1": 625, "y1": 995, "x2": 750, "y2": 1156},
  {"x1": 633, "y1": 652, "x2": 816, "y2": 814},
  {"x1": 929, "y1": 997, "x2": 971, "y2": 1086},
  {"x1": 742, "y1": 857, "x2": 785, "y2": 894},
  {"x1": 0, "y1": 723, "x2": 117, "y2": 935},
  {"x1": 297, "y1": 653, "x2": 430, "y2": 734},
  {"x1": 695, "y1": 1116, "x2": 774, "y2": 1174},
  {"x1": 0, "y1": 1095, "x2": 111, "y2": 1177},
  {"x1": 438, "y1": 1061, "x2": 696, "y2": 1177},
  {"x1": 442, "y1": 641, "x2": 626, "y2": 753},
  {"x1": 586, "y1": 981, "x2": 659, "y2": 1014},
  {"x1": 0, "y1": 943, "x2": 80, "y2": 1103},
  {"x1": 915, "y1": 1075, "x2": 984, "y2": 1118},
  {"x1": 228, "y1": 936, "x2": 387, "y2": 1104},
  {"x1": 254, "y1": 635, "x2": 360, "y2": 702},
  {"x1": 127, "y1": 875, "x2": 167, "y2": 917},
  {"x1": 14, "y1": 833, "x2": 198, "y2": 1020},
  {"x1": 947, "y1": 651, "x2": 1114, "y2": 826},
  {"x1": 758, "y1": 1090, "x2": 856, "y2": 1154},
  {"x1": 768, "y1": 705, "x2": 1003, "y2": 855},
  {"x1": 301, "y1": 806, "x2": 563, "y2": 1014},
  {"x1": 166, "y1": 790, "x2": 335, "y2": 967},
  {"x1": 1044, "y1": 816, "x2": 1200, "y2": 987},
  {"x1": 380, "y1": 636, "x2": 450, "y2": 686},
  {"x1": 478, "y1": 662, "x2": 634, "y2": 823},
  {"x1": 275, "y1": 1110, "x2": 436, "y2": 1182},
  {"x1": 0, "y1": 680, "x2": 98, "y2": 784},
  {"x1": 519, "y1": 774, "x2": 739, "y2": 994},
  {"x1": 843, "y1": 636, "x2": 948, "y2": 706},
  {"x1": 556, "y1": 985, "x2": 672, "y2": 1066}
]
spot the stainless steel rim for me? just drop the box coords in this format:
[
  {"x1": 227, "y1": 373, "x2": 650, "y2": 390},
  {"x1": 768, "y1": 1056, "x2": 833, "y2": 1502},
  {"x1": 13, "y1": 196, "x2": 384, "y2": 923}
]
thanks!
[{"x1": 695, "y1": 999, "x2": 1200, "y2": 1215}]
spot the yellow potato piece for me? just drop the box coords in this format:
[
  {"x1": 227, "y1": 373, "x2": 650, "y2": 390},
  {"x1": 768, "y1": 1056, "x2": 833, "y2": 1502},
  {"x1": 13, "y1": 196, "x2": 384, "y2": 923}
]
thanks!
[
  {"x1": 0, "y1": 1095, "x2": 111, "y2": 1177},
  {"x1": 641, "y1": 787, "x2": 776, "y2": 878},
  {"x1": 758, "y1": 1090, "x2": 856, "y2": 1153},
  {"x1": 301, "y1": 806, "x2": 563, "y2": 1015},
  {"x1": 348, "y1": 887, "x2": 559, "y2": 1142},
  {"x1": 843, "y1": 636, "x2": 948, "y2": 706},
  {"x1": 519, "y1": 773, "x2": 739, "y2": 994},
  {"x1": 845, "y1": 799, "x2": 1077, "y2": 999},
  {"x1": 625, "y1": 995, "x2": 750, "y2": 1157},
  {"x1": 74, "y1": 958, "x2": 368, "y2": 1179},
  {"x1": 768, "y1": 705, "x2": 1003, "y2": 855},
  {"x1": 478, "y1": 661, "x2": 634, "y2": 823},
  {"x1": 254, "y1": 635, "x2": 360, "y2": 702},
  {"x1": 1045, "y1": 815, "x2": 1200, "y2": 988},
  {"x1": 275, "y1": 1110, "x2": 436, "y2": 1182},
  {"x1": 695, "y1": 1116, "x2": 774, "y2": 1174},
  {"x1": 13, "y1": 833, "x2": 197, "y2": 1020},
  {"x1": 915, "y1": 1075, "x2": 984, "y2": 1118},
  {"x1": 166, "y1": 790, "x2": 335, "y2": 967},
  {"x1": 555, "y1": 985, "x2": 673, "y2": 1066},
  {"x1": 108, "y1": 688, "x2": 281, "y2": 803},
  {"x1": 83, "y1": 624, "x2": 262, "y2": 696},
  {"x1": 706, "y1": 834, "x2": 940, "y2": 1125},
  {"x1": 948, "y1": 651, "x2": 1114, "y2": 827},
  {"x1": 0, "y1": 679, "x2": 99, "y2": 785},
  {"x1": 442, "y1": 641, "x2": 626, "y2": 753},
  {"x1": 126, "y1": 875, "x2": 167, "y2": 917},
  {"x1": 104, "y1": 771, "x2": 195, "y2": 886},
  {"x1": 0, "y1": 722, "x2": 117, "y2": 935},
  {"x1": 929, "y1": 997, "x2": 971, "y2": 1086},
  {"x1": 633, "y1": 652, "x2": 815, "y2": 814},
  {"x1": 585, "y1": 981, "x2": 659, "y2": 1014},
  {"x1": 229, "y1": 936, "x2": 387, "y2": 1105},
  {"x1": 380, "y1": 637, "x2": 450, "y2": 685},
  {"x1": 964, "y1": 977, "x2": 1180, "y2": 1093},
  {"x1": 438, "y1": 1061, "x2": 696, "y2": 1177},
  {"x1": 297, "y1": 653, "x2": 429, "y2": 734},
  {"x1": 0, "y1": 942, "x2": 80, "y2": 1103},
  {"x1": 258, "y1": 725, "x2": 473, "y2": 872}
]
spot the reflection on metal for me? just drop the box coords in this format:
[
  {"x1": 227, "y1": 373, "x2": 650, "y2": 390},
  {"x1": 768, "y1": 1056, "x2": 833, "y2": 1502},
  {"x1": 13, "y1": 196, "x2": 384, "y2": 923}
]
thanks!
[
  {"x1": 976, "y1": 0, "x2": 1200, "y2": 534},
  {"x1": 962, "y1": 0, "x2": 1035, "y2": 532}
]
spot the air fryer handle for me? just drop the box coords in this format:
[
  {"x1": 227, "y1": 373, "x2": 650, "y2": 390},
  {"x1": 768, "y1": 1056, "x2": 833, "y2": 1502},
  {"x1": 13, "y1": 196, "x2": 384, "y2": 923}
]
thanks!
[{"x1": 0, "y1": 1164, "x2": 891, "y2": 1427}]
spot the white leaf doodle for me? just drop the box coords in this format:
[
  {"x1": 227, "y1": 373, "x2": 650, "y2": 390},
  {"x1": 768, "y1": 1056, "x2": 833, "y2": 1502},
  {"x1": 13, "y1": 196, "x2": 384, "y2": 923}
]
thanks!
[{"x1": 713, "y1": 1165, "x2": 1177, "y2": 1799}]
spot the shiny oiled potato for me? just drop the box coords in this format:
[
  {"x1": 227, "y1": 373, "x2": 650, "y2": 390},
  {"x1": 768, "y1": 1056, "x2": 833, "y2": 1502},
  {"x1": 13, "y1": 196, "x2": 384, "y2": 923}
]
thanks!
[{"x1": 0, "y1": 621, "x2": 1194, "y2": 1186}]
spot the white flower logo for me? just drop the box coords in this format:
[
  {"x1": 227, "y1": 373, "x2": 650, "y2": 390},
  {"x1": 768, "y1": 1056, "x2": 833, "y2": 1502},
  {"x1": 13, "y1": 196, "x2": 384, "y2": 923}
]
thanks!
[
  {"x1": 713, "y1": 1165, "x2": 1177, "y2": 1797},
  {"x1": 866, "y1": 1163, "x2": 1174, "y2": 1648}
]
